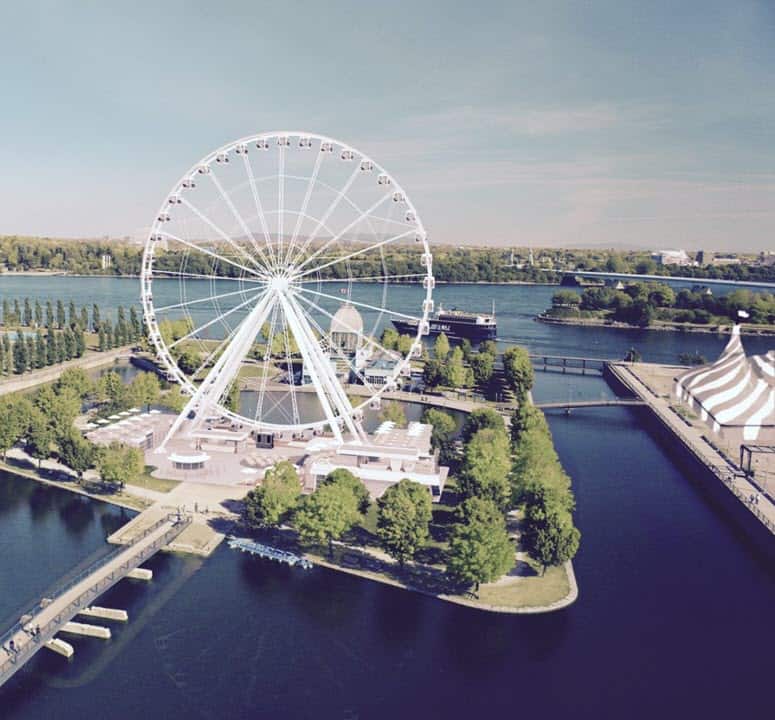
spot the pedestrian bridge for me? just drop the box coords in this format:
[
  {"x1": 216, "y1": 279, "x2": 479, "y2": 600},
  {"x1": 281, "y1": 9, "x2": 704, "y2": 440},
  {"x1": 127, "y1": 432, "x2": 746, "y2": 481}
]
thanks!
[
  {"x1": 536, "y1": 399, "x2": 645, "y2": 411},
  {"x1": 0, "y1": 512, "x2": 191, "y2": 688}
]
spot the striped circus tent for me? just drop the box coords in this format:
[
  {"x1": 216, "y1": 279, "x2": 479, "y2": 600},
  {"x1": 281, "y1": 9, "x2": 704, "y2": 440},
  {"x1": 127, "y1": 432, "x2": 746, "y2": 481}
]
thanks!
[{"x1": 674, "y1": 325, "x2": 774, "y2": 443}]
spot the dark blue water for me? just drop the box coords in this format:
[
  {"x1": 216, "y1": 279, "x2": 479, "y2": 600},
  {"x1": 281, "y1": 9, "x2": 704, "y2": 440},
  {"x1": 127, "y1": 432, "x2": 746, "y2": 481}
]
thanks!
[{"x1": 0, "y1": 281, "x2": 773, "y2": 719}]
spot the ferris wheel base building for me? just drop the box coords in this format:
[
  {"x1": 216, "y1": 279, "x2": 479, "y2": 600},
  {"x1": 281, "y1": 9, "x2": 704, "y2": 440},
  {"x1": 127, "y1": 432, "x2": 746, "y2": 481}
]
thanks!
[{"x1": 125, "y1": 415, "x2": 448, "y2": 501}]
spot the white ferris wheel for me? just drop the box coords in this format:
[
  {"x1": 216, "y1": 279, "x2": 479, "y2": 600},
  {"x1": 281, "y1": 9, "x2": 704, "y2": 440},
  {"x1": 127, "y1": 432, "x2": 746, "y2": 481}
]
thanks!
[{"x1": 140, "y1": 131, "x2": 435, "y2": 450}]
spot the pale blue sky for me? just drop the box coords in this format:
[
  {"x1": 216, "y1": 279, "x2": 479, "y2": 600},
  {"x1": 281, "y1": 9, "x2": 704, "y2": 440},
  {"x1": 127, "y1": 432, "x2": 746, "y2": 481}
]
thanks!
[{"x1": 1, "y1": 0, "x2": 774, "y2": 250}]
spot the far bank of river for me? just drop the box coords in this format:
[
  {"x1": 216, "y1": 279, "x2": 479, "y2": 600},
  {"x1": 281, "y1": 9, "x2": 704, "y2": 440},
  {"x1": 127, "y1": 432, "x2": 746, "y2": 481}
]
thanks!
[{"x1": 536, "y1": 312, "x2": 775, "y2": 336}]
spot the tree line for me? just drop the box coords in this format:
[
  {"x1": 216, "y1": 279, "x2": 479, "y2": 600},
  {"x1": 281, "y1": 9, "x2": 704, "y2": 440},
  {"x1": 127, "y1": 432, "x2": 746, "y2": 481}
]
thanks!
[
  {"x1": 550, "y1": 283, "x2": 775, "y2": 327},
  {"x1": 3, "y1": 235, "x2": 774, "y2": 284}
]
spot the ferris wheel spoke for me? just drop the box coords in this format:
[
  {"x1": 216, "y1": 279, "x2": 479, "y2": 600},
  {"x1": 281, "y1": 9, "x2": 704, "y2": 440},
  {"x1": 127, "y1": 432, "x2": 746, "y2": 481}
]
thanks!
[
  {"x1": 242, "y1": 153, "x2": 277, "y2": 271},
  {"x1": 295, "y1": 286, "x2": 422, "y2": 323},
  {"x1": 289, "y1": 163, "x2": 361, "y2": 268},
  {"x1": 191, "y1": 322, "x2": 242, "y2": 381},
  {"x1": 169, "y1": 287, "x2": 267, "y2": 349},
  {"x1": 285, "y1": 149, "x2": 323, "y2": 268},
  {"x1": 158, "y1": 230, "x2": 266, "y2": 280},
  {"x1": 293, "y1": 189, "x2": 394, "y2": 273},
  {"x1": 153, "y1": 284, "x2": 265, "y2": 314},
  {"x1": 179, "y1": 196, "x2": 267, "y2": 275},
  {"x1": 280, "y1": 311, "x2": 301, "y2": 426},
  {"x1": 255, "y1": 302, "x2": 281, "y2": 423},
  {"x1": 151, "y1": 269, "x2": 265, "y2": 284},
  {"x1": 208, "y1": 168, "x2": 273, "y2": 272},
  {"x1": 293, "y1": 229, "x2": 416, "y2": 280},
  {"x1": 297, "y1": 273, "x2": 427, "y2": 284},
  {"x1": 293, "y1": 292, "x2": 402, "y2": 364},
  {"x1": 277, "y1": 144, "x2": 285, "y2": 263}
]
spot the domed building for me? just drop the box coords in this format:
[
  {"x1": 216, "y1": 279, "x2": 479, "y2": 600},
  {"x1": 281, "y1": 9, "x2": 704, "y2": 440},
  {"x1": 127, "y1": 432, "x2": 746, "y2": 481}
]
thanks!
[{"x1": 330, "y1": 303, "x2": 364, "y2": 354}]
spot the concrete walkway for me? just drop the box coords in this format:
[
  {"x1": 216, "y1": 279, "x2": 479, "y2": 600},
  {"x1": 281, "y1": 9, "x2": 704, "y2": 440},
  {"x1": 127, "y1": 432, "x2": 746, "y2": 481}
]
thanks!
[
  {"x1": 0, "y1": 513, "x2": 189, "y2": 687},
  {"x1": 609, "y1": 362, "x2": 775, "y2": 535}
]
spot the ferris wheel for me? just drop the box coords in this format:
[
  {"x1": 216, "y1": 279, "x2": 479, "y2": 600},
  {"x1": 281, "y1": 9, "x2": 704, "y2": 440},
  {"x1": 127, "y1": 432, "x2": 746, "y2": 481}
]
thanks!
[{"x1": 140, "y1": 131, "x2": 435, "y2": 448}]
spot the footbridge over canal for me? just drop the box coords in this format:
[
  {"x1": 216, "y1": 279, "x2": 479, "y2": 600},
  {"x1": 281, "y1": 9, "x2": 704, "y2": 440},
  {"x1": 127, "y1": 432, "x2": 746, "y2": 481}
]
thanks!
[
  {"x1": 535, "y1": 399, "x2": 646, "y2": 411},
  {"x1": 0, "y1": 512, "x2": 191, "y2": 688}
]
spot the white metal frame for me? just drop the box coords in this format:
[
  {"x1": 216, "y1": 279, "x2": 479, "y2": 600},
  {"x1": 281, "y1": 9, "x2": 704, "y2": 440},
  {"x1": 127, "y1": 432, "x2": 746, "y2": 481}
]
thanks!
[{"x1": 140, "y1": 131, "x2": 434, "y2": 448}]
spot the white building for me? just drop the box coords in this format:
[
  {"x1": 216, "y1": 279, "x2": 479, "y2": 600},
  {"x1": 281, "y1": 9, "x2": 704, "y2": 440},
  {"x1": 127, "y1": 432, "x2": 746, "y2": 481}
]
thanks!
[{"x1": 301, "y1": 420, "x2": 448, "y2": 501}]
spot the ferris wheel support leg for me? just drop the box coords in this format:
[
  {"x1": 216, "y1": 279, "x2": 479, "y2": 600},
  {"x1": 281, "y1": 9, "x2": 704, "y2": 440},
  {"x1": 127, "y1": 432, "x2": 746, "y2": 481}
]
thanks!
[
  {"x1": 287, "y1": 293, "x2": 366, "y2": 443},
  {"x1": 279, "y1": 293, "x2": 364, "y2": 444},
  {"x1": 156, "y1": 291, "x2": 277, "y2": 453}
]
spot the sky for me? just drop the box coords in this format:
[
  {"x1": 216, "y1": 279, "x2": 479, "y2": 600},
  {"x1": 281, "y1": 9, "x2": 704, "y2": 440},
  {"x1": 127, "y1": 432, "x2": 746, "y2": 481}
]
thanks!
[{"x1": 1, "y1": 0, "x2": 774, "y2": 251}]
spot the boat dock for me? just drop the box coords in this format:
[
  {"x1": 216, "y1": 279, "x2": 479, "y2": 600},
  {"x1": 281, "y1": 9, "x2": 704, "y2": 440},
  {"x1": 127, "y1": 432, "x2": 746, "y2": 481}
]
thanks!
[
  {"x1": 0, "y1": 512, "x2": 191, "y2": 688},
  {"x1": 606, "y1": 362, "x2": 775, "y2": 544},
  {"x1": 227, "y1": 536, "x2": 313, "y2": 569}
]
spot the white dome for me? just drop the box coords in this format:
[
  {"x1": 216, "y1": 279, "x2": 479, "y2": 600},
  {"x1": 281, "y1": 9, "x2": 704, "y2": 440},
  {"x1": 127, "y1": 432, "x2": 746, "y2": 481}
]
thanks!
[{"x1": 330, "y1": 304, "x2": 363, "y2": 336}]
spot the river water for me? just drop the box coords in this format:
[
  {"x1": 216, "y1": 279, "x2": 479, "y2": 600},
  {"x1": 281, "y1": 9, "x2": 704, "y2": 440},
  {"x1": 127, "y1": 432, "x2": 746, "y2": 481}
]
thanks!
[{"x1": 0, "y1": 278, "x2": 773, "y2": 719}]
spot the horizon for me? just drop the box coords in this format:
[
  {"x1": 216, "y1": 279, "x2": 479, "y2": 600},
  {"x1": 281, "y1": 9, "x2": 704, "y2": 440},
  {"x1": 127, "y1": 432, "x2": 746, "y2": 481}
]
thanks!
[{"x1": 1, "y1": 2, "x2": 774, "y2": 251}]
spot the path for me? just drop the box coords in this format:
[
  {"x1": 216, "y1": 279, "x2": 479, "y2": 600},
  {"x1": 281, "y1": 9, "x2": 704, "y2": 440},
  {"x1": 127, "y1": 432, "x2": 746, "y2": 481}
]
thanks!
[
  {"x1": 0, "y1": 345, "x2": 133, "y2": 396},
  {"x1": 0, "y1": 512, "x2": 190, "y2": 688}
]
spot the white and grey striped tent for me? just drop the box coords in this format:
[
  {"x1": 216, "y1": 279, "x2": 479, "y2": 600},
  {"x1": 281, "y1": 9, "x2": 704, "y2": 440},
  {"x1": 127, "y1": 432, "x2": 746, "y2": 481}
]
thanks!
[{"x1": 674, "y1": 326, "x2": 774, "y2": 444}]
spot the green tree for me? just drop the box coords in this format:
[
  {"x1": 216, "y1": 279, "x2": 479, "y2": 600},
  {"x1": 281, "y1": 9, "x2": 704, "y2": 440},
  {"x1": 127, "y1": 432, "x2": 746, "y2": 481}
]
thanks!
[
  {"x1": 92, "y1": 303, "x2": 101, "y2": 331},
  {"x1": 459, "y1": 428, "x2": 512, "y2": 510},
  {"x1": 68, "y1": 299, "x2": 78, "y2": 328},
  {"x1": 321, "y1": 468, "x2": 370, "y2": 515},
  {"x1": 294, "y1": 482, "x2": 361, "y2": 556},
  {"x1": 23, "y1": 298, "x2": 32, "y2": 326},
  {"x1": 160, "y1": 385, "x2": 187, "y2": 412},
  {"x1": 49, "y1": 387, "x2": 82, "y2": 441},
  {"x1": 97, "y1": 441, "x2": 143, "y2": 490},
  {"x1": 380, "y1": 327, "x2": 399, "y2": 350},
  {"x1": 58, "y1": 429, "x2": 96, "y2": 482},
  {"x1": 434, "y1": 332, "x2": 450, "y2": 361},
  {"x1": 26, "y1": 409, "x2": 54, "y2": 468},
  {"x1": 502, "y1": 346, "x2": 534, "y2": 401},
  {"x1": 422, "y1": 408, "x2": 457, "y2": 449},
  {"x1": 376, "y1": 479, "x2": 432, "y2": 566},
  {"x1": 0, "y1": 397, "x2": 26, "y2": 459},
  {"x1": 128, "y1": 372, "x2": 161, "y2": 410},
  {"x1": 224, "y1": 382, "x2": 241, "y2": 413},
  {"x1": 469, "y1": 351, "x2": 494, "y2": 384},
  {"x1": 80, "y1": 306, "x2": 89, "y2": 331},
  {"x1": 461, "y1": 407, "x2": 503, "y2": 443},
  {"x1": 379, "y1": 400, "x2": 407, "y2": 427},
  {"x1": 13, "y1": 337, "x2": 28, "y2": 374},
  {"x1": 34, "y1": 331, "x2": 46, "y2": 368},
  {"x1": 56, "y1": 299, "x2": 65, "y2": 329},
  {"x1": 45, "y1": 300, "x2": 53, "y2": 328},
  {"x1": 243, "y1": 461, "x2": 301, "y2": 529},
  {"x1": 444, "y1": 346, "x2": 471, "y2": 388},
  {"x1": 56, "y1": 367, "x2": 94, "y2": 399},
  {"x1": 98, "y1": 370, "x2": 128, "y2": 411},
  {"x1": 34, "y1": 300, "x2": 43, "y2": 326},
  {"x1": 446, "y1": 497, "x2": 514, "y2": 594},
  {"x1": 422, "y1": 358, "x2": 444, "y2": 388},
  {"x1": 520, "y1": 482, "x2": 580, "y2": 573}
]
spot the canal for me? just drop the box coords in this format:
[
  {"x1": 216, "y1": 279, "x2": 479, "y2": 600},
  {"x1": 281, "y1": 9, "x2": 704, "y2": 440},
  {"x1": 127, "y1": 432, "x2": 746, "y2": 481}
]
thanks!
[{"x1": 0, "y1": 279, "x2": 772, "y2": 718}]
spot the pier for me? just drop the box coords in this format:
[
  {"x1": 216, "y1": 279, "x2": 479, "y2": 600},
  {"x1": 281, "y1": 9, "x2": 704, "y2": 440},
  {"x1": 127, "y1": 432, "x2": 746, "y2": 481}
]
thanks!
[
  {"x1": 0, "y1": 512, "x2": 191, "y2": 688},
  {"x1": 227, "y1": 536, "x2": 313, "y2": 569},
  {"x1": 607, "y1": 362, "x2": 775, "y2": 541}
]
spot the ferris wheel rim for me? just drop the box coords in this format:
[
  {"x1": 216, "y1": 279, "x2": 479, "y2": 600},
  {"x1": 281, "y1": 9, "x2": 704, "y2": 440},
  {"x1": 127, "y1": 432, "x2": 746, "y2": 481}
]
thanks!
[{"x1": 140, "y1": 130, "x2": 434, "y2": 433}]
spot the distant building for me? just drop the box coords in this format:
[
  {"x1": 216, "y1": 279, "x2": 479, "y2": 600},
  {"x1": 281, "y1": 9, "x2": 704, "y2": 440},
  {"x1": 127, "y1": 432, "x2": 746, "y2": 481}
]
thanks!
[
  {"x1": 710, "y1": 255, "x2": 741, "y2": 267},
  {"x1": 759, "y1": 252, "x2": 775, "y2": 267},
  {"x1": 652, "y1": 250, "x2": 691, "y2": 267},
  {"x1": 100, "y1": 254, "x2": 113, "y2": 270}
]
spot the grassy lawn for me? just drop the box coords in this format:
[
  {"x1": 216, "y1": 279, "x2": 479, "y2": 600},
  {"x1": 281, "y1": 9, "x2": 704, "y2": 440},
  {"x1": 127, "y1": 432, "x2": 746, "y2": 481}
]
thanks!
[
  {"x1": 123, "y1": 466, "x2": 180, "y2": 493},
  {"x1": 237, "y1": 362, "x2": 275, "y2": 380},
  {"x1": 476, "y1": 560, "x2": 571, "y2": 609}
]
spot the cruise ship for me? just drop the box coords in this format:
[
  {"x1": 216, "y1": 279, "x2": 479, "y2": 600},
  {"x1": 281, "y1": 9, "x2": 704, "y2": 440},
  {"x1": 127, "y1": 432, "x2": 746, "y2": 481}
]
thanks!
[{"x1": 392, "y1": 304, "x2": 497, "y2": 342}]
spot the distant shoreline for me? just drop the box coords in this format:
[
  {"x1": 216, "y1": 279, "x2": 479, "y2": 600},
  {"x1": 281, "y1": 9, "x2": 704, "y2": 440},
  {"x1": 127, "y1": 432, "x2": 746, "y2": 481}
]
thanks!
[{"x1": 535, "y1": 313, "x2": 775, "y2": 336}]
